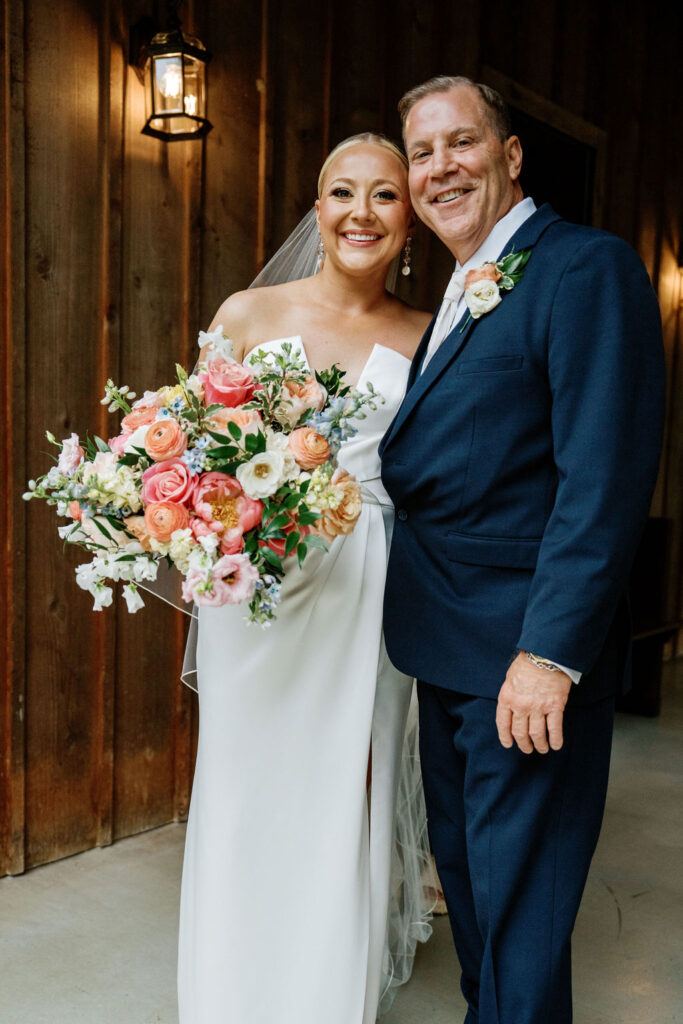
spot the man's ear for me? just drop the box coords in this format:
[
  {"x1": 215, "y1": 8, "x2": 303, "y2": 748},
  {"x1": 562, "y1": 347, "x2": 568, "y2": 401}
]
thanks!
[{"x1": 506, "y1": 136, "x2": 523, "y2": 182}]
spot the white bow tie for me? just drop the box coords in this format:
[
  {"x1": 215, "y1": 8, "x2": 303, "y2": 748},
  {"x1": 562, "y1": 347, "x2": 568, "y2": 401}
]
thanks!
[{"x1": 421, "y1": 269, "x2": 467, "y2": 372}]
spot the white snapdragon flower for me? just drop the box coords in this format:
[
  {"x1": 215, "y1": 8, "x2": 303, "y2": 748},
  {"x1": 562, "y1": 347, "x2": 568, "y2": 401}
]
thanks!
[
  {"x1": 122, "y1": 583, "x2": 145, "y2": 613},
  {"x1": 75, "y1": 560, "x2": 101, "y2": 591},
  {"x1": 236, "y1": 451, "x2": 287, "y2": 499},
  {"x1": 91, "y1": 582, "x2": 114, "y2": 611},
  {"x1": 198, "y1": 324, "x2": 235, "y2": 362},
  {"x1": 168, "y1": 528, "x2": 196, "y2": 574},
  {"x1": 132, "y1": 556, "x2": 159, "y2": 584},
  {"x1": 186, "y1": 374, "x2": 205, "y2": 401}
]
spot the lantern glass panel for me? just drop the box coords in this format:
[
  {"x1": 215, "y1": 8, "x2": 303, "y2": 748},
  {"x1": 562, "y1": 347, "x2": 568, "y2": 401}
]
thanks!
[{"x1": 153, "y1": 55, "x2": 184, "y2": 114}]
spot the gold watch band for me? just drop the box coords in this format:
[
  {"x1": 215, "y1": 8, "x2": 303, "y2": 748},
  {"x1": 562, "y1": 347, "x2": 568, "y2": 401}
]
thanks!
[{"x1": 525, "y1": 651, "x2": 560, "y2": 672}]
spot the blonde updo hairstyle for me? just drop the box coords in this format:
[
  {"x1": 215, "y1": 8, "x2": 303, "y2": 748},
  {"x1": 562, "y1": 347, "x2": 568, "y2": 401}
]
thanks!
[{"x1": 317, "y1": 132, "x2": 408, "y2": 197}]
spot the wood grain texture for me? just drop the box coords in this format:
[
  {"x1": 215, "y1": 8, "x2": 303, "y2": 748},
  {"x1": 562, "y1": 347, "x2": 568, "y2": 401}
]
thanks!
[{"x1": 1, "y1": 0, "x2": 681, "y2": 874}]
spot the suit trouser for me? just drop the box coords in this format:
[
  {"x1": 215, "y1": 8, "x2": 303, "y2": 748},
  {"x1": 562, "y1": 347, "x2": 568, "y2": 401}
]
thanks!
[{"x1": 417, "y1": 682, "x2": 615, "y2": 1024}]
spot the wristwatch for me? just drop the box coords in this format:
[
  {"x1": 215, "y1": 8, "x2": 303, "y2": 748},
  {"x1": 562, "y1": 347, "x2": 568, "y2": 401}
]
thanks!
[{"x1": 525, "y1": 651, "x2": 560, "y2": 672}]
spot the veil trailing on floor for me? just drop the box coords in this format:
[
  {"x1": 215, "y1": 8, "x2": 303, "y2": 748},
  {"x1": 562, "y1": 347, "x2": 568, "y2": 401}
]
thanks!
[{"x1": 153, "y1": 206, "x2": 433, "y2": 1013}]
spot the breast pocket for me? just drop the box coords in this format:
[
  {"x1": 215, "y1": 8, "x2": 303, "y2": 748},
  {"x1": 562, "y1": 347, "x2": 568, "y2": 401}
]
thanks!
[{"x1": 456, "y1": 354, "x2": 524, "y2": 375}]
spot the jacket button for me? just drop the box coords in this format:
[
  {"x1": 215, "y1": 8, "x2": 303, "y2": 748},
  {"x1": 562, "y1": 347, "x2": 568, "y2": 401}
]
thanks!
[{"x1": 397, "y1": 509, "x2": 408, "y2": 521}]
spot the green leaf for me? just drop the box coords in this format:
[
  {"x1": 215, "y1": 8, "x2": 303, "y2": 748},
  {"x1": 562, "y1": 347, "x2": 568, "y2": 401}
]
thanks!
[
  {"x1": 227, "y1": 421, "x2": 242, "y2": 441},
  {"x1": 94, "y1": 436, "x2": 111, "y2": 453},
  {"x1": 204, "y1": 404, "x2": 225, "y2": 416},
  {"x1": 297, "y1": 509, "x2": 320, "y2": 526},
  {"x1": 284, "y1": 530, "x2": 300, "y2": 556},
  {"x1": 209, "y1": 444, "x2": 239, "y2": 458},
  {"x1": 183, "y1": 410, "x2": 198, "y2": 423},
  {"x1": 92, "y1": 519, "x2": 113, "y2": 541},
  {"x1": 206, "y1": 429, "x2": 233, "y2": 444},
  {"x1": 261, "y1": 546, "x2": 283, "y2": 570},
  {"x1": 104, "y1": 516, "x2": 128, "y2": 532},
  {"x1": 299, "y1": 478, "x2": 311, "y2": 494},
  {"x1": 296, "y1": 542, "x2": 308, "y2": 568},
  {"x1": 499, "y1": 275, "x2": 514, "y2": 290},
  {"x1": 304, "y1": 534, "x2": 328, "y2": 552},
  {"x1": 244, "y1": 431, "x2": 266, "y2": 454},
  {"x1": 267, "y1": 512, "x2": 290, "y2": 531},
  {"x1": 282, "y1": 492, "x2": 302, "y2": 511}
]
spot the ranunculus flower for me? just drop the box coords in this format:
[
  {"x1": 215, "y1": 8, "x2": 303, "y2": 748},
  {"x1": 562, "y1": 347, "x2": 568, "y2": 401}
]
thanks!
[
  {"x1": 464, "y1": 278, "x2": 502, "y2": 319},
  {"x1": 200, "y1": 358, "x2": 256, "y2": 408},
  {"x1": 315, "y1": 468, "x2": 362, "y2": 539},
  {"x1": 192, "y1": 472, "x2": 263, "y2": 553},
  {"x1": 465, "y1": 263, "x2": 502, "y2": 287},
  {"x1": 120, "y1": 406, "x2": 158, "y2": 433},
  {"x1": 181, "y1": 552, "x2": 259, "y2": 606},
  {"x1": 144, "y1": 501, "x2": 189, "y2": 542},
  {"x1": 287, "y1": 427, "x2": 331, "y2": 470},
  {"x1": 142, "y1": 459, "x2": 196, "y2": 505},
  {"x1": 235, "y1": 452, "x2": 287, "y2": 500},
  {"x1": 145, "y1": 419, "x2": 187, "y2": 461},
  {"x1": 58, "y1": 433, "x2": 84, "y2": 474},
  {"x1": 208, "y1": 406, "x2": 263, "y2": 437}
]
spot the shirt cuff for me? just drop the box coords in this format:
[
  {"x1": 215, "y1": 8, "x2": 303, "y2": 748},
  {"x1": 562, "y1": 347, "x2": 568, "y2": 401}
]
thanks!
[{"x1": 548, "y1": 660, "x2": 582, "y2": 684}]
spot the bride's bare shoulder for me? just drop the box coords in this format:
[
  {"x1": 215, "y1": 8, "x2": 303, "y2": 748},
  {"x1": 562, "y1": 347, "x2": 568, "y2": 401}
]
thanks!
[{"x1": 208, "y1": 282, "x2": 306, "y2": 359}]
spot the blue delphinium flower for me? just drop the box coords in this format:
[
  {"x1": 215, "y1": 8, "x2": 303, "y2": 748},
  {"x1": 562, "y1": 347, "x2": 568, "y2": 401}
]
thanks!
[{"x1": 182, "y1": 447, "x2": 209, "y2": 475}]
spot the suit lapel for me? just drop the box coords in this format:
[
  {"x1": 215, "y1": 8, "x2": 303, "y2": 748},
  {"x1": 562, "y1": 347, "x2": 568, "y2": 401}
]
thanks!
[{"x1": 383, "y1": 204, "x2": 562, "y2": 451}]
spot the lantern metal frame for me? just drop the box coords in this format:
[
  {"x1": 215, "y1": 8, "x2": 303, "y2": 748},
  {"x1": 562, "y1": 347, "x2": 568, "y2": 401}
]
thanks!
[{"x1": 130, "y1": 5, "x2": 213, "y2": 142}]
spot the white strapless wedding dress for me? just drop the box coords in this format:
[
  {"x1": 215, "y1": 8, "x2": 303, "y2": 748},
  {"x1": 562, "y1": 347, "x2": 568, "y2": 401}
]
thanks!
[{"x1": 177, "y1": 338, "x2": 431, "y2": 1024}]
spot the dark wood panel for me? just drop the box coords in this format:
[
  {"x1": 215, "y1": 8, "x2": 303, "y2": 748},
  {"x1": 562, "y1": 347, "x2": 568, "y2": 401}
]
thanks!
[{"x1": 0, "y1": 0, "x2": 28, "y2": 877}]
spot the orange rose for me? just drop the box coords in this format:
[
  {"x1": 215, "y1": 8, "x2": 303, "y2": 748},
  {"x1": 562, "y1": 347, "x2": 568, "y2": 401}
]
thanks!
[
  {"x1": 465, "y1": 263, "x2": 502, "y2": 288},
  {"x1": 121, "y1": 406, "x2": 158, "y2": 433},
  {"x1": 287, "y1": 427, "x2": 331, "y2": 469},
  {"x1": 315, "y1": 469, "x2": 362, "y2": 538},
  {"x1": 144, "y1": 501, "x2": 189, "y2": 542},
  {"x1": 208, "y1": 406, "x2": 263, "y2": 436},
  {"x1": 124, "y1": 515, "x2": 153, "y2": 551},
  {"x1": 144, "y1": 419, "x2": 187, "y2": 461}
]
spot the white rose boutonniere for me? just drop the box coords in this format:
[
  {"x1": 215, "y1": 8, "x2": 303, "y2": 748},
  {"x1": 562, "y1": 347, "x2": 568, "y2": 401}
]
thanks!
[{"x1": 461, "y1": 248, "x2": 532, "y2": 332}]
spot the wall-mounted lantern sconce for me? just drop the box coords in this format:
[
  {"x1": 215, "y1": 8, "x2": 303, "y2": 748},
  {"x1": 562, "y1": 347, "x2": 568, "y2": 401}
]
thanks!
[{"x1": 130, "y1": 2, "x2": 212, "y2": 142}]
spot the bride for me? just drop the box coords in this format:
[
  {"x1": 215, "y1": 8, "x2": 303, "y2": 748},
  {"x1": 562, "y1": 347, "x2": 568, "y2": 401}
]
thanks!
[{"x1": 177, "y1": 133, "x2": 433, "y2": 1024}]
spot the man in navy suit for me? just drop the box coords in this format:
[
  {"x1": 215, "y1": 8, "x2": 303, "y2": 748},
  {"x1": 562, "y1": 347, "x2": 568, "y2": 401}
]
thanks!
[{"x1": 380, "y1": 76, "x2": 665, "y2": 1023}]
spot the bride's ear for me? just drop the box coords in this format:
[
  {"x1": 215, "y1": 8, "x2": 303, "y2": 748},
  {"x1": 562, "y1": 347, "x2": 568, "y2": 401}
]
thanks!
[{"x1": 314, "y1": 199, "x2": 321, "y2": 228}]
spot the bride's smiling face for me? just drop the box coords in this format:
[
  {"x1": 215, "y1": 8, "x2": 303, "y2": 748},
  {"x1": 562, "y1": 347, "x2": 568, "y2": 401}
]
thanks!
[{"x1": 315, "y1": 144, "x2": 414, "y2": 277}]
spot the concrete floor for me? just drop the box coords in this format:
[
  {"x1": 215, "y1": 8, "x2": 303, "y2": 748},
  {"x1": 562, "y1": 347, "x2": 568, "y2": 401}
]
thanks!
[{"x1": 1, "y1": 662, "x2": 681, "y2": 1024}]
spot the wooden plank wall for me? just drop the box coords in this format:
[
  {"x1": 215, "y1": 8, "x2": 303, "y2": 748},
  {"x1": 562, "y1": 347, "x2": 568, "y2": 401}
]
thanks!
[{"x1": 2, "y1": 0, "x2": 681, "y2": 875}]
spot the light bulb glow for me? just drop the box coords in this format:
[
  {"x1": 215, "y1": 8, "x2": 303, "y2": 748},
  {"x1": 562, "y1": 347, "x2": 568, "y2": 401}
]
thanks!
[
  {"x1": 184, "y1": 93, "x2": 197, "y2": 116},
  {"x1": 159, "y1": 63, "x2": 182, "y2": 98}
]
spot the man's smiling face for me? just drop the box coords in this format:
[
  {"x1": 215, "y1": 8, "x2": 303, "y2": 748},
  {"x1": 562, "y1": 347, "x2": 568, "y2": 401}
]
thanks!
[{"x1": 404, "y1": 85, "x2": 523, "y2": 264}]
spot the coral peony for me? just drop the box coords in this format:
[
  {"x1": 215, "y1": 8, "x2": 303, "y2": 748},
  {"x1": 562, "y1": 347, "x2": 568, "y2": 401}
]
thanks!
[{"x1": 193, "y1": 472, "x2": 263, "y2": 553}]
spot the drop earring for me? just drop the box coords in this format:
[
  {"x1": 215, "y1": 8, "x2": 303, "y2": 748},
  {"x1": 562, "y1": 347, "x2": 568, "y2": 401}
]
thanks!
[
  {"x1": 401, "y1": 236, "x2": 412, "y2": 276},
  {"x1": 316, "y1": 232, "x2": 326, "y2": 272}
]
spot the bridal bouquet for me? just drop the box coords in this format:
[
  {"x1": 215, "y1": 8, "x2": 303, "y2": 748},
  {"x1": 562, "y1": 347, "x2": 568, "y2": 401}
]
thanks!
[{"x1": 24, "y1": 329, "x2": 381, "y2": 624}]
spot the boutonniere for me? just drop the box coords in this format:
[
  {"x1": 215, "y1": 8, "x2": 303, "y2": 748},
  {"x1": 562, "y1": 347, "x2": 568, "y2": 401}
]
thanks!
[{"x1": 460, "y1": 248, "x2": 532, "y2": 332}]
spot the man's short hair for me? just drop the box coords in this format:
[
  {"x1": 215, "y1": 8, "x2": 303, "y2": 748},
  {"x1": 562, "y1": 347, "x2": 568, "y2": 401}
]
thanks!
[{"x1": 398, "y1": 76, "x2": 512, "y2": 143}]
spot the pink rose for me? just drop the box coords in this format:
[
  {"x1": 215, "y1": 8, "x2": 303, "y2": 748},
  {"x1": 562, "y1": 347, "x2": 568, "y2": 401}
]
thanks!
[
  {"x1": 192, "y1": 472, "x2": 263, "y2": 553},
  {"x1": 108, "y1": 434, "x2": 128, "y2": 455},
  {"x1": 181, "y1": 553, "x2": 259, "y2": 606},
  {"x1": 132, "y1": 390, "x2": 165, "y2": 410},
  {"x1": 144, "y1": 419, "x2": 187, "y2": 461},
  {"x1": 144, "y1": 501, "x2": 189, "y2": 542},
  {"x1": 121, "y1": 406, "x2": 158, "y2": 434},
  {"x1": 141, "y1": 459, "x2": 196, "y2": 505},
  {"x1": 58, "y1": 433, "x2": 84, "y2": 474},
  {"x1": 465, "y1": 262, "x2": 502, "y2": 288},
  {"x1": 200, "y1": 358, "x2": 256, "y2": 408}
]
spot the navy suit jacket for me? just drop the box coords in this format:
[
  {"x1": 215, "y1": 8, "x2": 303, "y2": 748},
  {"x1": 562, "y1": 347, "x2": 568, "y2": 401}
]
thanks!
[{"x1": 380, "y1": 204, "x2": 665, "y2": 705}]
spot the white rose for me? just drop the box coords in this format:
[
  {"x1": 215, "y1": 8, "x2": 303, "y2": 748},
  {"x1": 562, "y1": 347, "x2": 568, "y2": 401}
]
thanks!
[
  {"x1": 236, "y1": 451, "x2": 287, "y2": 499},
  {"x1": 124, "y1": 424, "x2": 151, "y2": 454},
  {"x1": 264, "y1": 429, "x2": 300, "y2": 480},
  {"x1": 464, "y1": 279, "x2": 502, "y2": 319}
]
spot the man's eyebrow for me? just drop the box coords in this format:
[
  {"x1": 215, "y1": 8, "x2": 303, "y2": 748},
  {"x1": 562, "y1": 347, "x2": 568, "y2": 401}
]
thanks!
[{"x1": 408, "y1": 124, "x2": 480, "y2": 152}]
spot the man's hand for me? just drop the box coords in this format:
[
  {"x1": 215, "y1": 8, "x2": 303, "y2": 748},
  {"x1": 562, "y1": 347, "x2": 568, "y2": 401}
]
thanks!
[{"x1": 496, "y1": 652, "x2": 572, "y2": 754}]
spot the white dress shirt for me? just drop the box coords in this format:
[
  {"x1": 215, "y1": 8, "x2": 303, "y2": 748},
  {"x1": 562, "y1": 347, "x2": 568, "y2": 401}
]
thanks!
[{"x1": 423, "y1": 196, "x2": 581, "y2": 684}]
